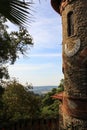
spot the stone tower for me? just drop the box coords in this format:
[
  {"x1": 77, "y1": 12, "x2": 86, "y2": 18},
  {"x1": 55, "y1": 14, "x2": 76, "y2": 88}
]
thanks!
[{"x1": 51, "y1": 0, "x2": 87, "y2": 129}]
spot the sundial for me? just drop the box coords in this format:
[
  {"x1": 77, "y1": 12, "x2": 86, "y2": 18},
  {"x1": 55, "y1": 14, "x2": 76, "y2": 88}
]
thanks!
[{"x1": 64, "y1": 39, "x2": 80, "y2": 57}]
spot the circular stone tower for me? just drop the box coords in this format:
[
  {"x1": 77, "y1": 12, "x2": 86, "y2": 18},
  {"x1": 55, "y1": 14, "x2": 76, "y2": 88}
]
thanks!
[{"x1": 51, "y1": 0, "x2": 87, "y2": 129}]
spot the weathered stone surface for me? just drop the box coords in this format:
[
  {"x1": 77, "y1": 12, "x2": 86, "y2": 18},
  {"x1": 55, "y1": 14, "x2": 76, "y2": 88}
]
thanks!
[
  {"x1": 62, "y1": 0, "x2": 87, "y2": 128},
  {"x1": 51, "y1": 0, "x2": 87, "y2": 128}
]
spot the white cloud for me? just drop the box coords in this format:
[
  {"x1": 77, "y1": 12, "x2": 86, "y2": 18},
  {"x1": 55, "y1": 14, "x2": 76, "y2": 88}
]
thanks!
[
  {"x1": 8, "y1": 62, "x2": 55, "y2": 72},
  {"x1": 29, "y1": 17, "x2": 62, "y2": 49},
  {"x1": 28, "y1": 2, "x2": 62, "y2": 49},
  {"x1": 30, "y1": 53, "x2": 61, "y2": 57}
]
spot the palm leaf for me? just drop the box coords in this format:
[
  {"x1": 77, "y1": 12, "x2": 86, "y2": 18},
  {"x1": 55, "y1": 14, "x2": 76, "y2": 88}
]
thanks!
[{"x1": 0, "y1": 0, "x2": 32, "y2": 26}]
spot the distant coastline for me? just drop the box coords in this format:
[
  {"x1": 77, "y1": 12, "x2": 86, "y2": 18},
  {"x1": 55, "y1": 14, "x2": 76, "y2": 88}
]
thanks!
[{"x1": 30, "y1": 86, "x2": 58, "y2": 95}]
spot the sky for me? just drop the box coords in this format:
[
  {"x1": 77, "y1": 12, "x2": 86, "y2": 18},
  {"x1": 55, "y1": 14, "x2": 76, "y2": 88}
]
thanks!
[{"x1": 8, "y1": 0, "x2": 64, "y2": 86}]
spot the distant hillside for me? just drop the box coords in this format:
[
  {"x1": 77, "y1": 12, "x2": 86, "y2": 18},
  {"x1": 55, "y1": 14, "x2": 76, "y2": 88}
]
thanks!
[{"x1": 30, "y1": 86, "x2": 58, "y2": 95}]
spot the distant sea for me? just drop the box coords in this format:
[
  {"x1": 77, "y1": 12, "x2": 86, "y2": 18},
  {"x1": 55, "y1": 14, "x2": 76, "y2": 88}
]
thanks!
[{"x1": 30, "y1": 86, "x2": 58, "y2": 95}]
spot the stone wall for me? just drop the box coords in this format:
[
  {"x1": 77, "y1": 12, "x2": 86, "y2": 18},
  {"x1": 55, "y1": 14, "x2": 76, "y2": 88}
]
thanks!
[
  {"x1": 51, "y1": 0, "x2": 87, "y2": 128},
  {"x1": 61, "y1": 0, "x2": 87, "y2": 129},
  {"x1": 62, "y1": 0, "x2": 87, "y2": 95}
]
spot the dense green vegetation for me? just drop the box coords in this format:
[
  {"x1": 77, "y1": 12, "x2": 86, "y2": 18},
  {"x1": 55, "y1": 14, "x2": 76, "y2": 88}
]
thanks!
[
  {"x1": 0, "y1": 79, "x2": 64, "y2": 125},
  {"x1": 40, "y1": 79, "x2": 64, "y2": 118},
  {"x1": 0, "y1": 80, "x2": 41, "y2": 124}
]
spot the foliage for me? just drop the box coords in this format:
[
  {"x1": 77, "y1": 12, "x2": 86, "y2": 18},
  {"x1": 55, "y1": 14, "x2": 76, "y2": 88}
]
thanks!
[
  {"x1": 0, "y1": 85, "x2": 4, "y2": 109},
  {"x1": 0, "y1": 0, "x2": 33, "y2": 82},
  {"x1": 57, "y1": 79, "x2": 64, "y2": 93},
  {"x1": 0, "y1": 0, "x2": 32, "y2": 26},
  {"x1": 40, "y1": 79, "x2": 64, "y2": 118},
  {"x1": 40, "y1": 89, "x2": 59, "y2": 118},
  {"x1": 0, "y1": 66, "x2": 9, "y2": 80},
  {"x1": 0, "y1": 15, "x2": 33, "y2": 82},
  {"x1": 0, "y1": 1, "x2": 34, "y2": 124},
  {"x1": 1, "y1": 80, "x2": 41, "y2": 124},
  {"x1": 0, "y1": 15, "x2": 33, "y2": 65},
  {"x1": 0, "y1": 79, "x2": 64, "y2": 125}
]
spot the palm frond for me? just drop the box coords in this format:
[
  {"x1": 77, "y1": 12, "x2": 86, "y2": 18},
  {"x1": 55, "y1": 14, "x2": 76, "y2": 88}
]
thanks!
[{"x1": 0, "y1": 0, "x2": 33, "y2": 26}]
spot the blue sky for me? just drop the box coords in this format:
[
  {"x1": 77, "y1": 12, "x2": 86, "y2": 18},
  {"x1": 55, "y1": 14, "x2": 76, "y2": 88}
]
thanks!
[{"x1": 8, "y1": 0, "x2": 64, "y2": 86}]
